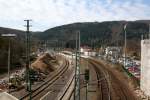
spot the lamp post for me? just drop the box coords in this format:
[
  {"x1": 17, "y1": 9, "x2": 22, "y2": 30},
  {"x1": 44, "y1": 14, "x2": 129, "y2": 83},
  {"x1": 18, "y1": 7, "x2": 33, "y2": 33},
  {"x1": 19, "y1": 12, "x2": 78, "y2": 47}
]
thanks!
[
  {"x1": 124, "y1": 24, "x2": 127, "y2": 68},
  {"x1": 1, "y1": 33, "x2": 16, "y2": 92}
]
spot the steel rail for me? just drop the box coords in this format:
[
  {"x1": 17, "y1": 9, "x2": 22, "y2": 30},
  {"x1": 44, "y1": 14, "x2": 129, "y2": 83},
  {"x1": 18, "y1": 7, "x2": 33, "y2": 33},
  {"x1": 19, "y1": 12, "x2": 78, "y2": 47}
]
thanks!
[{"x1": 19, "y1": 59, "x2": 69, "y2": 100}]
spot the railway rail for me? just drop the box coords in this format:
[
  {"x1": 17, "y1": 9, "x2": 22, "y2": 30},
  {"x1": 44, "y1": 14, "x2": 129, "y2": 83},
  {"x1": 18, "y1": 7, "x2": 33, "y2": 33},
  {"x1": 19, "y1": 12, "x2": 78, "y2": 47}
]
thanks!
[
  {"x1": 89, "y1": 59, "x2": 111, "y2": 100},
  {"x1": 56, "y1": 73, "x2": 75, "y2": 100},
  {"x1": 19, "y1": 59, "x2": 69, "y2": 100},
  {"x1": 89, "y1": 59, "x2": 136, "y2": 100}
]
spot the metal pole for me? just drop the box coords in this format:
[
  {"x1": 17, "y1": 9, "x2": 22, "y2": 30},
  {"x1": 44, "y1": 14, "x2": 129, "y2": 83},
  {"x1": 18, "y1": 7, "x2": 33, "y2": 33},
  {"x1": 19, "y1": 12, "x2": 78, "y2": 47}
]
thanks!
[
  {"x1": 24, "y1": 20, "x2": 32, "y2": 100},
  {"x1": 78, "y1": 31, "x2": 81, "y2": 100},
  {"x1": 124, "y1": 24, "x2": 127, "y2": 69},
  {"x1": 72, "y1": 52, "x2": 73, "y2": 64},
  {"x1": 1, "y1": 34, "x2": 16, "y2": 93},
  {"x1": 86, "y1": 82, "x2": 88, "y2": 100},
  {"x1": 86, "y1": 51, "x2": 89, "y2": 100},
  {"x1": 108, "y1": 73, "x2": 111, "y2": 100},
  {"x1": 79, "y1": 31, "x2": 80, "y2": 100},
  {"x1": 74, "y1": 32, "x2": 77, "y2": 100},
  {"x1": 8, "y1": 38, "x2": 10, "y2": 93},
  {"x1": 74, "y1": 31, "x2": 80, "y2": 100},
  {"x1": 149, "y1": 24, "x2": 150, "y2": 39}
]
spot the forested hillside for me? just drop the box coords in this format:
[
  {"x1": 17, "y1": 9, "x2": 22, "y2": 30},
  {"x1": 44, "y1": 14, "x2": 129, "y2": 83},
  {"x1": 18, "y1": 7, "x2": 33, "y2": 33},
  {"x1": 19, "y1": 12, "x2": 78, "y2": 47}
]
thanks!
[
  {"x1": 0, "y1": 27, "x2": 26, "y2": 72},
  {"x1": 1, "y1": 20, "x2": 150, "y2": 72},
  {"x1": 35, "y1": 20, "x2": 150, "y2": 55}
]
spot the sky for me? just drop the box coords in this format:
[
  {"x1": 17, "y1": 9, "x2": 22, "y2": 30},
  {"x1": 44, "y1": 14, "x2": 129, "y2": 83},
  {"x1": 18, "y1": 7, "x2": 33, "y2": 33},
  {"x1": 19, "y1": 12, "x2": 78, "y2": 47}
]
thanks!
[{"x1": 0, "y1": 0, "x2": 150, "y2": 31}]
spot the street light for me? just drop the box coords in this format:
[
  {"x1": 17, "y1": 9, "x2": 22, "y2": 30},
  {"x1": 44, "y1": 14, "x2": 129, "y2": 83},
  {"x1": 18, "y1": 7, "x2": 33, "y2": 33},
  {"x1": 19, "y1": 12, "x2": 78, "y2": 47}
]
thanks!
[
  {"x1": 124, "y1": 24, "x2": 127, "y2": 68},
  {"x1": 1, "y1": 33, "x2": 16, "y2": 92}
]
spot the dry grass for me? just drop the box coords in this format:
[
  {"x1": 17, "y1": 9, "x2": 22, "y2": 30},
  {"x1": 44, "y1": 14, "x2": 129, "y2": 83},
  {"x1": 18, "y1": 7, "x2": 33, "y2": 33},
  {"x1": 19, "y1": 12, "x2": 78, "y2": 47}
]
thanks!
[
  {"x1": 94, "y1": 59, "x2": 139, "y2": 100},
  {"x1": 31, "y1": 53, "x2": 57, "y2": 74}
]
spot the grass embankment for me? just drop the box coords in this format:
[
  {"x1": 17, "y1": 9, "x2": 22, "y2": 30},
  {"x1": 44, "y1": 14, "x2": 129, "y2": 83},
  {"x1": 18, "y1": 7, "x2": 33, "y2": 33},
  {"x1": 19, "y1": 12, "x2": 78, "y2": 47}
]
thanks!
[{"x1": 97, "y1": 59, "x2": 139, "y2": 91}]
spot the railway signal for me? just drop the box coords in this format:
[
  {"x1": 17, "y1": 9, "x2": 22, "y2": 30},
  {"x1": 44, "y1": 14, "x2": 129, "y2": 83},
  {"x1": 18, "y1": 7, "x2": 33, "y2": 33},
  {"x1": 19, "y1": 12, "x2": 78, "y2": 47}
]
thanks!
[
  {"x1": 84, "y1": 69, "x2": 89, "y2": 81},
  {"x1": 29, "y1": 69, "x2": 40, "y2": 83},
  {"x1": 84, "y1": 69, "x2": 89, "y2": 100}
]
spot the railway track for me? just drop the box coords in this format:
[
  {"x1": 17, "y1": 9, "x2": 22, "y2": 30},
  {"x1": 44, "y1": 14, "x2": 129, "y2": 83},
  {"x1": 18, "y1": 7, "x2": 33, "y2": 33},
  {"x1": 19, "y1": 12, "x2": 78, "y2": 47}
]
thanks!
[
  {"x1": 56, "y1": 73, "x2": 75, "y2": 100},
  {"x1": 19, "y1": 59, "x2": 69, "y2": 100},
  {"x1": 89, "y1": 59, "x2": 136, "y2": 100},
  {"x1": 108, "y1": 71, "x2": 128, "y2": 100},
  {"x1": 89, "y1": 60, "x2": 110, "y2": 100}
]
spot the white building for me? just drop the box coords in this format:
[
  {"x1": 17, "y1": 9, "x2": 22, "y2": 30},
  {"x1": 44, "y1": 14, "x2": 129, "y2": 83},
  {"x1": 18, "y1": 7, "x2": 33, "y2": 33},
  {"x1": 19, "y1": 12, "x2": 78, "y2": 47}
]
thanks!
[
  {"x1": 141, "y1": 40, "x2": 150, "y2": 96},
  {"x1": 105, "y1": 46, "x2": 122, "y2": 59},
  {"x1": 80, "y1": 47, "x2": 96, "y2": 56}
]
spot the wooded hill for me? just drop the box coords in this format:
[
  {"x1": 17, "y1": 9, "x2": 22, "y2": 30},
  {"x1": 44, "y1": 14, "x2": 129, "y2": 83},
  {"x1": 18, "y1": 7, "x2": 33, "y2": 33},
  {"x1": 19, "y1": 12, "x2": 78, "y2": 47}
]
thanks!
[
  {"x1": 35, "y1": 20, "x2": 150, "y2": 55},
  {"x1": 0, "y1": 27, "x2": 25, "y2": 72},
  {"x1": 0, "y1": 20, "x2": 150, "y2": 72}
]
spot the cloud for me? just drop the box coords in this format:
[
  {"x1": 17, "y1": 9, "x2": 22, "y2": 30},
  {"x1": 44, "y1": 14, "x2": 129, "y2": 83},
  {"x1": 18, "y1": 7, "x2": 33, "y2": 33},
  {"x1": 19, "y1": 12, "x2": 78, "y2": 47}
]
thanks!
[
  {"x1": 0, "y1": 0, "x2": 149, "y2": 31},
  {"x1": 106, "y1": 0, "x2": 113, "y2": 4}
]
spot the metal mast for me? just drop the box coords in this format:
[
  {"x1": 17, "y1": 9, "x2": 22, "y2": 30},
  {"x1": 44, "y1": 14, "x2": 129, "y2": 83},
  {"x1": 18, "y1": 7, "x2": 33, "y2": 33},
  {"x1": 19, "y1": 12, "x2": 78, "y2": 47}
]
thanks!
[
  {"x1": 124, "y1": 24, "x2": 127, "y2": 70},
  {"x1": 74, "y1": 31, "x2": 80, "y2": 100},
  {"x1": 24, "y1": 20, "x2": 32, "y2": 99},
  {"x1": 149, "y1": 24, "x2": 150, "y2": 39}
]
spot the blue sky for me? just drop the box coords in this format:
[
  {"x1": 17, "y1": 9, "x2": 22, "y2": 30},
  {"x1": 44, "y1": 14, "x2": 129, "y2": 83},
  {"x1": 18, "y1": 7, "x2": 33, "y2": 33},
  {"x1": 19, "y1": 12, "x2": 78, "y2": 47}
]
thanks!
[{"x1": 0, "y1": 0, "x2": 149, "y2": 31}]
